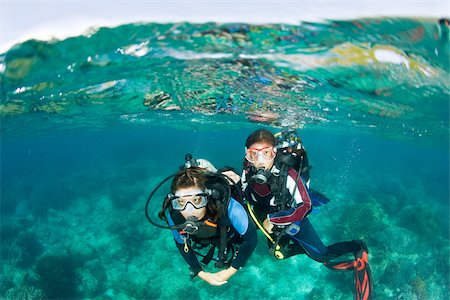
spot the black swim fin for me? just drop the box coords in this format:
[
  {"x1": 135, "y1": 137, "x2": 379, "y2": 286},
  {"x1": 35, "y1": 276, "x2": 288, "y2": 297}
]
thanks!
[
  {"x1": 323, "y1": 241, "x2": 373, "y2": 300},
  {"x1": 354, "y1": 241, "x2": 372, "y2": 300}
]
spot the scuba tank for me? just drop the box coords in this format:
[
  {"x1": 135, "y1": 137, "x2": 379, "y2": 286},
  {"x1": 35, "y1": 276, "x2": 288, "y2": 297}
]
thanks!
[
  {"x1": 185, "y1": 153, "x2": 218, "y2": 172},
  {"x1": 274, "y1": 129, "x2": 310, "y2": 183}
]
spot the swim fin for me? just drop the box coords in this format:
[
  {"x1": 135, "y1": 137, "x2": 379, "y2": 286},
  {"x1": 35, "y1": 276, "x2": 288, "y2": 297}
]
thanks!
[
  {"x1": 354, "y1": 241, "x2": 372, "y2": 300},
  {"x1": 309, "y1": 189, "x2": 331, "y2": 206},
  {"x1": 323, "y1": 241, "x2": 373, "y2": 300}
]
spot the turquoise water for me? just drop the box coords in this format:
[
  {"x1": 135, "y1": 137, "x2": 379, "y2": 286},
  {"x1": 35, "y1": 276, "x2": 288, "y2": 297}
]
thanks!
[{"x1": 1, "y1": 19, "x2": 449, "y2": 299}]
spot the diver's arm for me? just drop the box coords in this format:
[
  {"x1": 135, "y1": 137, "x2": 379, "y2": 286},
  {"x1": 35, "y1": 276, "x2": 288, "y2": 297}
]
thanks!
[
  {"x1": 168, "y1": 213, "x2": 204, "y2": 277},
  {"x1": 221, "y1": 169, "x2": 241, "y2": 184},
  {"x1": 212, "y1": 198, "x2": 257, "y2": 283},
  {"x1": 197, "y1": 271, "x2": 228, "y2": 286},
  {"x1": 240, "y1": 168, "x2": 249, "y2": 191},
  {"x1": 211, "y1": 266, "x2": 238, "y2": 283},
  {"x1": 174, "y1": 241, "x2": 203, "y2": 276},
  {"x1": 196, "y1": 159, "x2": 218, "y2": 172},
  {"x1": 220, "y1": 168, "x2": 245, "y2": 202},
  {"x1": 268, "y1": 168, "x2": 312, "y2": 225},
  {"x1": 174, "y1": 241, "x2": 227, "y2": 286}
]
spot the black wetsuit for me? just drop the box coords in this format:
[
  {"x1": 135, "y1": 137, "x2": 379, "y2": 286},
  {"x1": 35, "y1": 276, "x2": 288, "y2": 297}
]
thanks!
[
  {"x1": 241, "y1": 158, "x2": 373, "y2": 299},
  {"x1": 243, "y1": 167, "x2": 361, "y2": 261},
  {"x1": 167, "y1": 198, "x2": 257, "y2": 276}
]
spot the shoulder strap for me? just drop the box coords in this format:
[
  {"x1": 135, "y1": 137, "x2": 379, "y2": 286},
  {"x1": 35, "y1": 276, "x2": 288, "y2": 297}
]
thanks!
[
  {"x1": 279, "y1": 166, "x2": 292, "y2": 210},
  {"x1": 215, "y1": 224, "x2": 229, "y2": 268},
  {"x1": 267, "y1": 164, "x2": 290, "y2": 210},
  {"x1": 204, "y1": 172, "x2": 233, "y2": 268},
  {"x1": 215, "y1": 201, "x2": 233, "y2": 268},
  {"x1": 271, "y1": 154, "x2": 305, "y2": 210}
]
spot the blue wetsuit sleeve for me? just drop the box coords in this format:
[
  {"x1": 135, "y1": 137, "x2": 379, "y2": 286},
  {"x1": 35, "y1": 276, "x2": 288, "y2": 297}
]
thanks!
[
  {"x1": 166, "y1": 212, "x2": 185, "y2": 244},
  {"x1": 167, "y1": 212, "x2": 203, "y2": 276},
  {"x1": 228, "y1": 198, "x2": 257, "y2": 269}
]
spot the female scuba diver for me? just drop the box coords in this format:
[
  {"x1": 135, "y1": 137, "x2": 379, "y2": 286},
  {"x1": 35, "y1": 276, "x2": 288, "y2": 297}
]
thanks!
[
  {"x1": 156, "y1": 163, "x2": 257, "y2": 286},
  {"x1": 235, "y1": 129, "x2": 372, "y2": 299}
]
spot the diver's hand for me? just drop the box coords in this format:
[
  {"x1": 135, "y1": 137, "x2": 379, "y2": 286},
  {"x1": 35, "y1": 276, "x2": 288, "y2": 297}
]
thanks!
[
  {"x1": 196, "y1": 159, "x2": 218, "y2": 172},
  {"x1": 263, "y1": 218, "x2": 274, "y2": 234},
  {"x1": 212, "y1": 266, "x2": 238, "y2": 282},
  {"x1": 221, "y1": 170, "x2": 240, "y2": 185},
  {"x1": 197, "y1": 271, "x2": 228, "y2": 286}
]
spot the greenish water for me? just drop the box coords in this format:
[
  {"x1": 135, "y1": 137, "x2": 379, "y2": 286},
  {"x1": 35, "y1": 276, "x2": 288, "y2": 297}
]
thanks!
[{"x1": 1, "y1": 19, "x2": 449, "y2": 299}]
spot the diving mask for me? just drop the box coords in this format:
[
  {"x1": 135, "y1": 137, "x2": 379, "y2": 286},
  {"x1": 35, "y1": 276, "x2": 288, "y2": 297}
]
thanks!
[
  {"x1": 245, "y1": 146, "x2": 276, "y2": 163},
  {"x1": 170, "y1": 189, "x2": 209, "y2": 211}
]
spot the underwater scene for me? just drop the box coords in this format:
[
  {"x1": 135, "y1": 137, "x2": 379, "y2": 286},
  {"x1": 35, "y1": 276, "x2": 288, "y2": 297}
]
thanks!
[{"x1": 1, "y1": 19, "x2": 449, "y2": 299}]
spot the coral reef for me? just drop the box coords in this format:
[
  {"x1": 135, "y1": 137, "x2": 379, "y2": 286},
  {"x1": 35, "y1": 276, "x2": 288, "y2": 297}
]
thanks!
[
  {"x1": 35, "y1": 254, "x2": 82, "y2": 299},
  {"x1": 0, "y1": 275, "x2": 15, "y2": 297},
  {"x1": 397, "y1": 205, "x2": 445, "y2": 241},
  {"x1": 411, "y1": 276, "x2": 428, "y2": 300},
  {"x1": 333, "y1": 199, "x2": 387, "y2": 243},
  {"x1": 77, "y1": 261, "x2": 107, "y2": 298},
  {"x1": 4, "y1": 285, "x2": 46, "y2": 300},
  {"x1": 15, "y1": 232, "x2": 43, "y2": 268}
]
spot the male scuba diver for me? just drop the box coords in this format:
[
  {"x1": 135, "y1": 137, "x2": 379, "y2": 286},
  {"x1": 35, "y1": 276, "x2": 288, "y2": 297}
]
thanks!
[
  {"x1": 225, "y1": 129, "x2": 373, "y2": 299},
  {"x1": 145, "y1": 155, "x2": 257, "y2": 286}
]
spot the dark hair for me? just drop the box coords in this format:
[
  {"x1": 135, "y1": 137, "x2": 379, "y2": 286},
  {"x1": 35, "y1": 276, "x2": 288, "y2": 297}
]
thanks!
[
  {"x1": 245, "y1": 129, "x2": 276, "y2": 148},
  {"x1": 158, "y1": 167, "x2": 222, "y2": 221},
  {"x1": 170, "y1": 167, "x2": 206, "y2": 193}
]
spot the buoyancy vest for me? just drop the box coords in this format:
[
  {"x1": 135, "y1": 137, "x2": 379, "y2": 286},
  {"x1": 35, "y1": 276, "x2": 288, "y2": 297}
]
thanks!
[{"x1": 169, "y1": 172, "x2": 236, "y2": 267}]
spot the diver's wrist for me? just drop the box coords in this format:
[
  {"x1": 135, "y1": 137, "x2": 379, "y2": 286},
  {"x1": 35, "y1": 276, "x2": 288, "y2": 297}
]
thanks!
[{"x1": 228, "y1": 266, "x2": 238, "y2": 274}]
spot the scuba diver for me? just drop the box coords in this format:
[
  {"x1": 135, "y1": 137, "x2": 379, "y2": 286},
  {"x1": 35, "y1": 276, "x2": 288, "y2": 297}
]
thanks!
[
  {"x1": 145, "y1": 155, "x2": 257, "y2": 286},
  {"x1": 228, "y1": 129, "x2": 372, "y2": 299}
]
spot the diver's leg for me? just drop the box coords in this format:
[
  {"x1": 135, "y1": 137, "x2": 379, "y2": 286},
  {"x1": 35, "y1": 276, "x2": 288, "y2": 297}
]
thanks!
[
  {"x1": 272, "y1": 235, "x2": 305, "y2": 259},
  {"x1": 325, "y1": 240, "x2": 360, "y2": 259},
  {"x1": 288, "y1": 218, "x2": 329, "y2": 262},
  {"x1": 323, "y1": 240, "x2": 367, "y2": 269}
]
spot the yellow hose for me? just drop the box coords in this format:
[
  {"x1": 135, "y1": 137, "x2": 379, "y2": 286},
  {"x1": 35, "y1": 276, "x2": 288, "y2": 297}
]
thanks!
[{"x1": 246, "y1": 202, "x2": 275, "y2": 244}]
